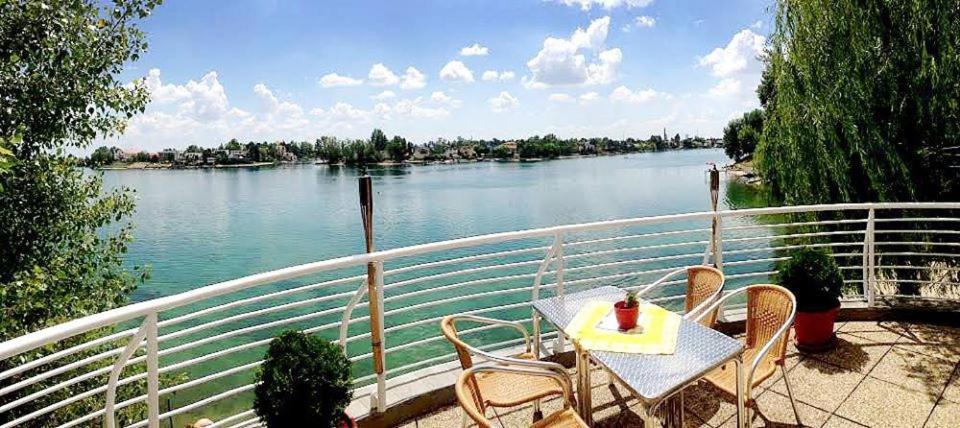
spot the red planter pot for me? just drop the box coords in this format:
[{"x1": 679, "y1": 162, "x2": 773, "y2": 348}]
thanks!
[
  {"x1": 614, "y1": 301, "x2": 639, "y2": 330},
  {"x1": 794, "y1": 306, "x2": 840, "y2": 353}
]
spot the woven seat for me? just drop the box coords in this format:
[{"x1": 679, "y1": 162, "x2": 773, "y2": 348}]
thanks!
[
  {"x1": 457, "y1": 365, "x2": 586, "y2": 428},
  {"x1": 442, "y1": 316, "x2": 569, "y2": 425},
  {"x1": 696, "y1": 284, "x2": 800, "y2": 427}
]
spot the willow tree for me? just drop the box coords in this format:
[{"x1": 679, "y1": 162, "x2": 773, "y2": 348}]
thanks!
[{"x1": 758, "y1": 0, "x2": 960, "y2": 204}]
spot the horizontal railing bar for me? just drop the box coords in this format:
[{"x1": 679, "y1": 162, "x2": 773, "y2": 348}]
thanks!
[
  {"x1": 383, "y1": 272, "x2": 538, "y2": 304},
  {"x1": 875, "y1": 242, "x2": 960, "y2": 247},
  {"x1": 208, "y1": 410, "x2": 256, "y2": 428},
  {"x1": 0, "y1": 327, "x2": 137, "y2": 382},
  {"x1": 723, "y1": 218, "x2": 868, "y2": 232},
  {"x1": 723, "y1": 230, "x2": 864, "y2": 244},
  {"x1": 382, "y1": 286, "x2": 536, "y2": 319},
  {"x1": 556, "y1": 252, "x2": 705, "y2": 275},
  {"x1": 563, "y1": 240, "x2": 711, "y2": 262},
  {"x1": 158, "y1": 274, "x2": 365, "y2": 329},
  {"x1": 876, "y1": 252, "x2": 959, "y2": 258},
  {"x1": 384, "y1": 259, "x2": 542, "y2": 291},
  {"x1": 874, "y1": 217, "x2": 960, "y2": 223},
  {"x1": 878, "y1": 279, "x2": 960, "y2": 285},
  {"x1": 159, "y1": 289, "x2": 356, "y2": 343},
  {"x1": 723, "y1": 242, "x2": 863, "y2": 257},
  {"x1": 875, "y1": 229, "x2": 960, "y2": 235},
  {"x1": 126, "y1": 383, "x2": 257, "y2": 428},
  {"x1": 564, "y1": 228, "x2": 712, "y2": 248},
  {"x1": 386, "y1": 317, "x2": 534, "y2": 355},
  {"x1": 384, "y1": 245, "x2": 550, "y2": 276}
]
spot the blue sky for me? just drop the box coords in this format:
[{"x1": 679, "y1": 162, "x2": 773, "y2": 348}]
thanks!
[{"x1": 114, "y1": 0, "x2": 772, "y2": 151}]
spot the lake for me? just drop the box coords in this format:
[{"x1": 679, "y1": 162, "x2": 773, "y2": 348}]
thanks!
[{"x1": 104, "y1": 149, "x2": 735, "y2": 303}]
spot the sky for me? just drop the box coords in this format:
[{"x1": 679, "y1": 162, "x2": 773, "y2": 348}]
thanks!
[{"x1": 110, "y1": 0, "x2": 773, "y2": 152}]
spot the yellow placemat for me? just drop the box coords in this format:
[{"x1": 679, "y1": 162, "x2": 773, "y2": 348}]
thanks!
[{"x1": 564, "y1": 300, "x2": 681, "y2": 354}]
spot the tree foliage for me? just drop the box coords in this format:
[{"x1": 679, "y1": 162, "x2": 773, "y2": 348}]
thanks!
[
  {"x1": 723, "y1": 109, "x2": 763, "y2": 162},
  {"x1": 0, "y1": 0, "x2": 162, "y2": 425},
  {"x1": 758, "y1": 0, "x2": 960, "y2": 204}
]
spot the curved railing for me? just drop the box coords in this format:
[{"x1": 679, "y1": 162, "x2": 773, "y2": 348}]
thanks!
[{"x1": 0, "y1": 202, "x2": 958, "y2": 428}]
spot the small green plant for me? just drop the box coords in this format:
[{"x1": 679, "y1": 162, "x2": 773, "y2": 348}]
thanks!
[
  {"x1": 777, "y1": 247, "x2": 844, "y2": 312},
  {"x1": 254, "y1": 331, "x2": 353, "y2": 428},
  {"x1": 624, "y1": 290, "x2": 639, "y2": 308}
]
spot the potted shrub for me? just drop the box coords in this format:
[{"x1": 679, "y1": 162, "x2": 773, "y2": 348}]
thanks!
[
  {"x1": 254, "y1": 330, "x2": 355, "y2": 428},
  {"x1": 777, "y1": 247, "x2": 844, "y2": 352},
  {"x1": 614, "y1": 290, "x2": 640, "y2": 330}
]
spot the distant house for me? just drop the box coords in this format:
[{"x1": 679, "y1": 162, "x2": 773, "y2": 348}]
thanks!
[
  {"x1": 496, "y1": 141, "x2": 519, "y2": 160},
  {"x1": 159, "y1": 148, "x2": 181, "y2": 163},
  {"x1": 182, "y1": 151, "x2": 203, "y2": 164},
  {"x1": 111, "y1": 147, "x2": 136, "y2": 162}
]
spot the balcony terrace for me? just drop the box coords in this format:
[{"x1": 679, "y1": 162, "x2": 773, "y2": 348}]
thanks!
[{"x1": 0, "y1": 202, "x2": 958, "y2": 428}]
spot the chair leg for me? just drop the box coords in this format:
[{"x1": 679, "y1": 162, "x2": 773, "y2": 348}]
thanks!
[{"x1": 780, "y1": 365, "x2": 803, "y2": 427}]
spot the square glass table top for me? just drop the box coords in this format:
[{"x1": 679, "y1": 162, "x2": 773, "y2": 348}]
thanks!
[{"x1": 533, "y1": 286, "x2": 744, "y2": 402}]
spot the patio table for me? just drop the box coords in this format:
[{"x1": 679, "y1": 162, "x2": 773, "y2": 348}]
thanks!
[{"x1": 532, "y1": 286, "x2": 746, "y2": 427}]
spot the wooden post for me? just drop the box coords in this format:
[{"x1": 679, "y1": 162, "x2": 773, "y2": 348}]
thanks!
[
  {"x1": 359, "y1": 176, "x2": 386, "y2": 410},
  {"x1": 709, "y1": 164, "x2": 721, "y2": 267}
]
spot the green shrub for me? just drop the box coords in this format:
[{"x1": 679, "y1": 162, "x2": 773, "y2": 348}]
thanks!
[
  {"x1": 254, "y1": 331, "x2": 353, "y2": 428},
  {"x1": 777, "y1": 247, "x2": 844, "y2": 312}
]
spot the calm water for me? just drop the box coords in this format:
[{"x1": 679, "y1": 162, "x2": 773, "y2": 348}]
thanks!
[
  {"x1": 100, "y1": 149, "x2": 742, "y2": 422},
  {"x1": 104, "y1": 149, "x2": 734, "y2": 303}
]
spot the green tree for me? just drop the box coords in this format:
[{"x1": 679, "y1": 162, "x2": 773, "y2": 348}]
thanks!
[
  {"x1": 224, "y1": 138, "x2": 242, "y2": 150},
  {"x1": 370, "y1": 128, "x2": 388, "y2": 152},
  {"x1": 386, "y1": 135, "x2": 408, "y2": 162},
  {"x1": 0, "y1": 0, "x2": 165, "y2": 425},
  {"x1": 758, "y1": 0, "x2": 960, "y2": 204},
  {"x1": 723, "y1": 109, "x2": 763, "y2": 162},
  {"x1": 90, "y1": 145, "x2": 115, "y2": 166}
]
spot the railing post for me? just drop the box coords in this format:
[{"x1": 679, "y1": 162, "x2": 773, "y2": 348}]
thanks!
[
  {"x1": 145, "y1": 312, "x2": 160, "y2": 428},
  {"x1": 359, "y1": 176, "x2": 387, "y2": 412},
  {"x1": 863, "y1": 209, "x2": 877, "y2": 306},
  {"x1": 552, "y1": 232, "x2": 566, "y2": 354}
]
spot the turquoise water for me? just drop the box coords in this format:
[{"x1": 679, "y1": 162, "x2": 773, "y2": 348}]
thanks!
[
  {"x1": 98, "y1": 149, "x2": 743, "y2": 423},
  {"x1": 104, "y1": 149, "x2": 733, "y2": 303}
]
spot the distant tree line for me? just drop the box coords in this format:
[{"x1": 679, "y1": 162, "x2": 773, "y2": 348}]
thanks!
[{"x1": 87, "y1": 129, "x2": 723, "y2": 168}]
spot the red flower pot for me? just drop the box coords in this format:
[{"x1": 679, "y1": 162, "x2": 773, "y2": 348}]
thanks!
[
  {"x1": 794, "y1": 306, "x2": 839, "y2": 353},
  {"x1": 614, "y1": 301, "x2": 639, "y2": 330}
]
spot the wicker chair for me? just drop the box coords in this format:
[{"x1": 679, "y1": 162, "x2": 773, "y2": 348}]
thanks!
[
  {"x1": 636, "y1": 265, "x2": 725, "y2": 326},
  {"x1": 456, "y1": 365, "x2": 587, "y2": 428},
  {"x1": 694, "y1": 284, "x2": 801, "y2": 427},
  {"x1": 441, "y1": 315, "x2": 568, "y2": 425}
]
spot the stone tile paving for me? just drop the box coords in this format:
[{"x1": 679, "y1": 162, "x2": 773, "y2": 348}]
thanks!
[{"x1": 412, "y1": 321, "x2": 960, "y2": 427}]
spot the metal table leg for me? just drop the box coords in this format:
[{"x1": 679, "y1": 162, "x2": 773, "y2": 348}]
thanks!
[{"x1": 735, "y1": 357, "x2": 746, "y2": 428}]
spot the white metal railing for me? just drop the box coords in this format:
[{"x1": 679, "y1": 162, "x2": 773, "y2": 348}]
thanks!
[{"x1": 0, "y1": 202, "x2": 958, "y2": 427}]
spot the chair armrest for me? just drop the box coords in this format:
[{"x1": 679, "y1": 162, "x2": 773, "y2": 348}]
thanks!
[
  {"x1": 471, "y1": 348, "x2": 569, "y2": 378},
  {"x1": 447, "y1": 314, "x2": 532, "y2": 353},
  {"x1": 635, "y1": 268, "x2": 689, "y2": 298}
]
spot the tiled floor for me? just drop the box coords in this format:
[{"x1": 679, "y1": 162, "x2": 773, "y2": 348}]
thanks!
[{"x1": 409, "y1": 321, "x2": 960, "y2": 427}]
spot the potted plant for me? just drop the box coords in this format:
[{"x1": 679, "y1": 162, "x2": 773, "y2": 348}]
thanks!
[
  {"x1": 777, "y1": 247, "x2": 844, "y2": 352},
  {"x1": 614, "y1": 290, "x2": 640, "y2": 330},
  {"x1": 254, "y1": 330, "x2": 355, "y2": 428}
]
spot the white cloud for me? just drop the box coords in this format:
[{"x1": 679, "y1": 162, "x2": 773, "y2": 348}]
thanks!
[
  {"x1": 482, "y1": 70, "x2": 517, "y2": 82},
  {"x1": 430, "y1": 91, "x2": 462, "y2": 108},
  {"x1": 367, "y1": 63, "x2": 400, "y2": 86},
  {"x1": 460, "y1": 43, "x2": 490, "y2": 56},
  {"x1": 609, "y1": 85, "x2": 666, "y2": 103},
  {"x1": 699, "y1": 29, "x2": 765, "y2": 77},
  {"x1": 525, "y1": 16, "x2": 622, "y2": 88},
  {"x1": 488, "y1": 91, "x2": 519, "y2": 112},
  {"x1": 440, "y1": 60, "x2": 475, "y2": 83},
  {"x1": 400, "y1": 66, "x2": 427, "y2": 90},
  {"x1": 634, "y1": 16, "x2": 656, "y2": 28},
  {"x1": 319, "y1": 73, "x2": 363, "y2": 88},
  {"x1": 556, "y1": 0, "x2": 653, "y2": 11},
  {"x1": 751, "y1": 20, "x2": 763, "y2": 29},
  {"x1": 707, "y1": 78, "x2": 742, "y2": 97},
  {"x1": 394, "y1": 97, "x2": 450, "y2": 119},
  {"x1": 372, "y1": 90, "x2": 396, "y2": 101},
  {"x1": 549, "y1": 93, "x2": 574, "y2": 103},
  {"x1": 579, "y1": 91, "x2": 600, "y2": 105}
]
